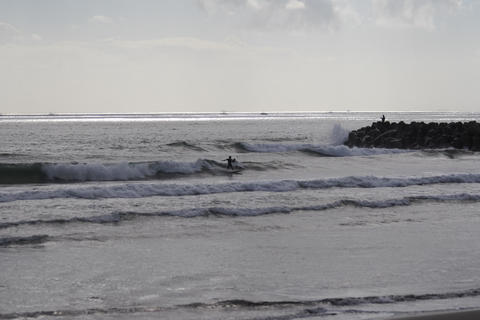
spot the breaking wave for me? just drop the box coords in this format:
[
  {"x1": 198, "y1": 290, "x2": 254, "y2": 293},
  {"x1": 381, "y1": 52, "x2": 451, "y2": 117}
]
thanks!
[
  {"x1": 420, "y1": 149, "x2": 475, "y2": 159},
  {"x1": 166, "y1": 141, "x2": 206, "y2": 151},
  {"x1": 1, "y1": 287, "x2": 479, "y2": 319},
  {"x1": 234, "y1": 142, "x2": 409, "y2": 157},
  {"x1": 0, "y1": 152, "x2": 25, "y2": 158},
  {"x1": 0, "y1": 234, "x2": 49, "y2": 246},
  {"x1": 1, "y1": 193, "x2": 479, "y2": 229},
  {"x1": 0, "y1": 159, "x2": 248, "y2": 184},
  {"x1": 329, "y1": 123, "x2": 350, "y2": 145},
  {"x1": 1, "y1": 173, "x2": 480, "y2": 203}
]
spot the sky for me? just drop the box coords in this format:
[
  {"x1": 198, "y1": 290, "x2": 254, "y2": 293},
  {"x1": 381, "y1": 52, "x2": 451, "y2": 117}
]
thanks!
[{"x1": 0, "y1": 0, "x2": 479, "y2": 114}]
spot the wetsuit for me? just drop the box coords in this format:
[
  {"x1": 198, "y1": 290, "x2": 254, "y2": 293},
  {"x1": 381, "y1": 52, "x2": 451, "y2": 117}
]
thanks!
[{"x1": 224, "y1": 157, "x2": 234, "y2": 170}]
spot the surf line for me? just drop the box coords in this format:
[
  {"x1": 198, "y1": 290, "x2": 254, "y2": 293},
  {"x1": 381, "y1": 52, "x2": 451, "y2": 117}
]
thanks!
[
  {"x1": 2, "y1": 173, "x2": 480, "y2": 203},
  {"x1": 2, "y1": 192, "x2": 480, "y2": 230},
  {"x1": 1, "y1": 287, "x2": 480, "y2": 319}
]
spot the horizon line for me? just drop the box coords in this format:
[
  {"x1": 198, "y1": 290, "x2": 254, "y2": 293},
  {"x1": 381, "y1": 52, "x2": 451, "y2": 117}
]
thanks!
[{"x1": 0, "y1": 110, "x2": 476, "y2": 117}]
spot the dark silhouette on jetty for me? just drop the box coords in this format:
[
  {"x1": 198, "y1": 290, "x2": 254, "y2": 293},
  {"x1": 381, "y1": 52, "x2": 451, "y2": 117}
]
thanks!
[{"x1": 344, "y1": 120, "x2": 480, "y2": 150}]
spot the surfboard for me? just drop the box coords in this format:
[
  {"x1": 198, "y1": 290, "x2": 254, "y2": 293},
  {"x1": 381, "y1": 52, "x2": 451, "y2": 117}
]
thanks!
[{"x1": 221, "y1": 168, "x2": 242, "y2": 174}]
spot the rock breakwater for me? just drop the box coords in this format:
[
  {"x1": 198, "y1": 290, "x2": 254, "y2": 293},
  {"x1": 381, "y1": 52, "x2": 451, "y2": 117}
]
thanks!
[{"x1": 344, "y1": 121, "x2": 480, "y2": 150}]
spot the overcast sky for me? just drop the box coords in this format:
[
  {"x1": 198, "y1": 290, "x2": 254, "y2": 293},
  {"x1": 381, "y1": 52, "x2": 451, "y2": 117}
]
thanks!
[{"x1": 0, "y1": 0, "x2": 479, "y2": 114}]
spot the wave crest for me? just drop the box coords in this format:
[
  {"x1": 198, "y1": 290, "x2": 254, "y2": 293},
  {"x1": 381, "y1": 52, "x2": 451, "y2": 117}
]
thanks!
[
  {"x1": 0, "y1": 159, "x2": 247, "y2": 184},
  {"x1": 234, "y1": 142, "x2": 409, "y2": 157},
  {"x1": 2, "y1": 173, "x2": 480, "y2": 203},
  {"x1": 0, "y1": 234, "x2": 49, "y2": 246},
  {"x1": 166, "y1": 141, "x2": 206, "y2": 151},
  {"x1": 0, "y1": 287, "x2": 479, "y2": 319},
  {"x1": 2, "y1": 192, "x2": 479, "y2": 229}
]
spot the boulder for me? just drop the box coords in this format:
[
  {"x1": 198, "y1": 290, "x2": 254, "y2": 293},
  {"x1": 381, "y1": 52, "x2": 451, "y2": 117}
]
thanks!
[{"x1": 344, "y1": 121, "x2": 480, "y2": 150}]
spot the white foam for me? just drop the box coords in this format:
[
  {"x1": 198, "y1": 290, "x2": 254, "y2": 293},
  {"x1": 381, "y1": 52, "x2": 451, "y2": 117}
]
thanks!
[
  {"x1": 42, "y1": 159, "x2": 214, "y2": 182},
  {"x1": 43, "y1": 162, "x2": 154, "y2": 181},
  {"x1": 151, "y1": 193, "x2": 480, "y2": 217},
  {"x1": 238, "y1": 142, "x2": 409, "y2": 157},
  {"x1": 329, "y1": 123, "x2": 350, "y2": 145},
  {"x1": 2, "y1": 173, "x2": 480, "y2": 203},
  {"x1": 3, "y1": 192, "x2": 480, "y2": 230}
]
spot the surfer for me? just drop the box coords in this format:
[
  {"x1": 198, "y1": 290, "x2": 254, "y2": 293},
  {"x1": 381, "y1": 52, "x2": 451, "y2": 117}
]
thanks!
[
  {"x1": 381, "y1": 114, "x2": 385, "y2": 123},
  {"x1": 223, "y1": 156, "x2": 235, "y2": 170}
]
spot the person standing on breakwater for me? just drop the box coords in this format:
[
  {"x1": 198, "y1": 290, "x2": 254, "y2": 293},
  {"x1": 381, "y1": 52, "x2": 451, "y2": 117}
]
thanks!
[
  {"x1": 223, "y1": 156, "x2": 236, "y2": 170},
  {"x1": 381, "y1": 114, "x2": 385, "y2": 123}
]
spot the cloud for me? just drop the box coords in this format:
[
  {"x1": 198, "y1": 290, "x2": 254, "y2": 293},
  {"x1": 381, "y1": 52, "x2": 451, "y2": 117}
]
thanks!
[
  {"x1": 108, "y1": 37, "x2": 239, "y2": 52},
  {"x1": 197, "y1": 0, "x2": 245, "y2": 13},
  {"x1": 31, "y1": 33, "x2": 43, "y2": 41},
  {"x1": 333, "y1": 0, "x2": 362, "y2": 26},
  {"x1": 0, "y1": 22, "x2": 43, "y2": 44},
  {"x1": 197, "y1": 0, "x2": 463, "y2": 32},
  {"x1": 372, "y1": 0, "x2": 462, "y2": 30},
  {"x1": 90, "y1": 15, "x2": 114, "y2": 24},
  {"x1": 197, "y1": 0, "x2": 345, "y2": 31},
  {"x1": 285, "y1": 0, "x2": 305, "y2": 10},
  {"x1": 104, "y1": 36, "x2": 290, "y2": 59},
  {"x1": 0, "y1": 22, "x2": 21, "y2": 44}
]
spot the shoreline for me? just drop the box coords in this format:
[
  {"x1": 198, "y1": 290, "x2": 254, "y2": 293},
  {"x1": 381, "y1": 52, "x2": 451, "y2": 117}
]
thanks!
[{"x1": 390, "y1": 309, "x2": 480, "y2": 320}]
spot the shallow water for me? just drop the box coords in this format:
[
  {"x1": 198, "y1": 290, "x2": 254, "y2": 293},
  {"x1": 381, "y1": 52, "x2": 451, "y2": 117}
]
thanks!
[{"x1": 1, "y1": 112, "x2": 480, "y2": 319}]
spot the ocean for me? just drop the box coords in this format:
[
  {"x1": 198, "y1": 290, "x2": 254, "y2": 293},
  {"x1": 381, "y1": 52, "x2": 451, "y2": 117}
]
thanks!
[{"x1": 1, "y1": 112, "x2": 480, "y2": 320}]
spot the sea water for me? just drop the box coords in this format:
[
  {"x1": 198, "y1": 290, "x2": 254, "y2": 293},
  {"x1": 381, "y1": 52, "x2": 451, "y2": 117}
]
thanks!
[{"x1": 1, "y1": 112, "x2": 480, "y2": 320}]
